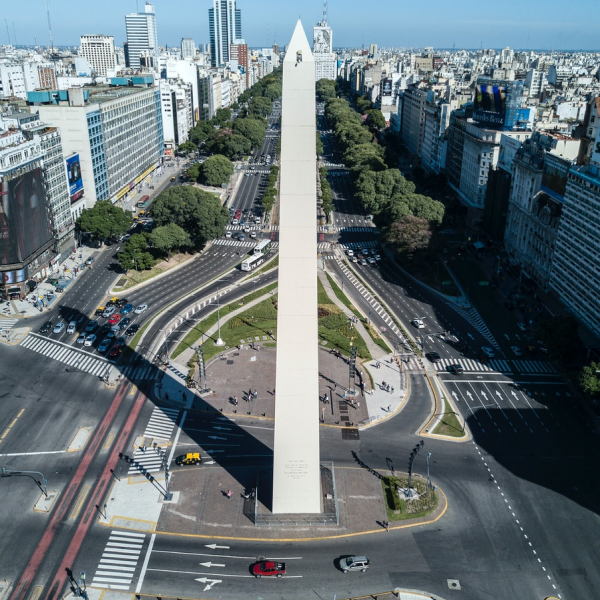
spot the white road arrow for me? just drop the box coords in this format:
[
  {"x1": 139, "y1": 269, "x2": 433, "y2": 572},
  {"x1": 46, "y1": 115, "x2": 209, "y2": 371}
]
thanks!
[
  {"x1": 212, "y1": 426, "x2": 231, "y2": 431},
  {"x1": 452, "y1": 391, "x2": 459, "y2": 400},
  {"x1": 496, "y1": 391, "x2": 503, "y2": 398},
  {"x1": 216, "y1": 417, "x2": 232, "y2": 421},
  {"x1": 504, "y1": 333, "x2": 510, "y2": 340},
  {"x1": 466, "y1": 391, "x2": 473, "y2": 399},
  {"x1": 205, "y1": 543, "x2": 230, "y2": 549},
  {"x1": 467, "y1": 333, "x2": 474, "y2": 340},
  {"x1": 200, "y1": 561, "x2": 225, "y2": 568},
  {"x1": 203, "y1": 460, "x2": 216, "y2": 464},
  {"x1": 481, "y1": 391, "x2": 487, "y2": 400},
  {"x1": 194, "y1": 577, "x2": 222, "y2": 591},
  {"x1": 205, "y1": 449, "x2": 225, "y2": 453},
  {"x1": 512, "y1": 391, "x2": 519, "y2": 398},
  {"x1": 207, "y1": 435, "x2": 227, "y2": 440}
]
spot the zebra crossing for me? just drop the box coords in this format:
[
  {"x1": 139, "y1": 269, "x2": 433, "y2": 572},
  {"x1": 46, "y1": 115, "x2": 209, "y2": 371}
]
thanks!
[
  {"x1": 120, "y1": 362, "x2": 161, "y2": 381},
  {"x1": 0, "y1": 318, "x2": 19, "y2": 329},
  {"x1": 321, "y1": 226, "x2": 378, "y2": 233},
  {"x1": 513, "y1": 360, "x2": 557, "y2": 375},
  {"x1": 91, "y1": 531, "x2": 146, "y2": 591},
  {"x1": 20, "y1": 334, "x2": 111, "y2": 377},
  {"x1": 444, "y1": 303, "x2": 500, "y2": 350},
  {"x1": 128, "y1": 406, "x2": 180, "y2": 475},
  {"x1": 212, "y1": 239, "x2": 279, "y2": 250},
  {"x1": 436, "y1": 358, "x2": 511, "y2": 373}
]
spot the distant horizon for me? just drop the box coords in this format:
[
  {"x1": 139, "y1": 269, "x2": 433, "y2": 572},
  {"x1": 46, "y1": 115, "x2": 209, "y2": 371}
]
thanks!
[{"x1": 0, "y1": 0, "x2": 598, "y2": 52}]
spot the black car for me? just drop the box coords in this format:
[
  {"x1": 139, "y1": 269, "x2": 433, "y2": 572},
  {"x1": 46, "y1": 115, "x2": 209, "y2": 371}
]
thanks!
[
  {"x1": 426, "y1": 351, "x2": 441, "y2": 363},
  {"x1": 115, "y1": 298, "x2": 128, "y2": 308},
  {"x1": 125, "y1": 323, "x2": 140, "y2": 336},
  {"x1": 99, "y1": 323, "x2": 111, "y2": 335},
  {"x1": 120, "y1": 317, "x2": 132, "y2": 329},
  {"x1": 448, "y1": 363, "x2": 464, "y2": 375},
  {"x1": 39, "y1": 321, "x2": 53, "y2": 334}
]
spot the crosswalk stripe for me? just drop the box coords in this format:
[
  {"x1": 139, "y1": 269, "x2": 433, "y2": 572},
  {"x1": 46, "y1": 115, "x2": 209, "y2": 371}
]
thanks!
[{"x1": 99, "y1": 562, "x2": 136, "y2": 570}]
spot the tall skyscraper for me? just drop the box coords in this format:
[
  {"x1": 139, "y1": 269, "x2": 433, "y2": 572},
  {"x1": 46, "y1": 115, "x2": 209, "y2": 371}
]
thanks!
[
  {"x1": 79, "y1": 35, "x2": 116, "y2": 75},
  {"x1": 125, "y1": 2, "x2": 158, "y2": 70},
  {"x1": 208, "y1": 0, "x2": 243, "y2": 68},
  {"x1": 181, "y1": 38, "x2": 196, "y2": 59},
  {"x1": 313, "y1": 0, "x2": 337, "y2": 81}
]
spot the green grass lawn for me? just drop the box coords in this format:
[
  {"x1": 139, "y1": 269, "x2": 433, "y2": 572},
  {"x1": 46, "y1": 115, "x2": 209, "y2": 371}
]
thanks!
[{"x1": 432, "y1": 397, "x2": 465, "y2": 437}]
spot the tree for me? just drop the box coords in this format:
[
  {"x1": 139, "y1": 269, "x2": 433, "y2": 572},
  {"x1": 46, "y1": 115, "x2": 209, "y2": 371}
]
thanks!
[
  {"x1": 232, "y1": 117, "x2": 266, "y2": 148},
  {"x1": 189, "y1": 121, "x2": 214, "y2": 145},
  {"x1": 150, "y1": 186, "x2": 229, "y2": 249},
  {"x1": 384, "y1": 215, "x2": 432, "y2": 256},
  {"x1": 580, "y1": 362, "x2": 600, "y2": 399},
  {"x1": 149, "y1": 223, "x2": 190, "y2": 261},
  {"x1": 199, "y1": 155, "x2": 234, "y2": 187},
  {"x1": 187, "y1": 163, "x2": 201, "y2": 181},
  {"x1": 263, "y1": 82, "x2": 282, "y2": 101},
  {"x1": 207, "y1": 131, "x2": 251, "y2": 160},
  {"x1": 404, "y1": 194, "x2": 445, "y2": 226},
  {"x1": 364, "y1": 108, "x2": 386, "y2": 132},
  {"x1": 355, "y1": 95, "x2": 373, "y2": 113},
  {"x1": 248, "y1": 96, "x2": 272, "y2": 118},
  {"x1": 343, "y1": 143, "x2": 386, "y2": 172},
  {"x1": 213, "y1": 107, "x2": 231, "y2": 125},
  {"x1": 231, "y1": 102, "x2": 240, "y2": 110},
  {"x1": 76, "y1": 200, "x2": 132, "y2": 241},
  {"x1": 316, "y1": 133, "x2": 324, "y2": 157},
  {"x1": 316, "y1": 78, "x2": 337, "y2": 101},
  {"x1": 118, "y1": 233, "x2": 155, "y2": 271},
  {"x1": 177, "y1": 141, "x2": 197, "y2": 155}
]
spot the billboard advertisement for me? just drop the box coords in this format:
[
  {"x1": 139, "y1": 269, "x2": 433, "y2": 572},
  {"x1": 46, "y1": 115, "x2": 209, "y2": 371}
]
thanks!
[
  {"x1": 66, "y1": 154, "x2": 84, "y2": 202},
  {"x1": 474, "y1": 82, "x2": 507, "y2": 129},
  {"x1": 541, "y1": 154, "x2": 570, "y2": 201},
  {"x1": 0, "y1": 168, "x2": 53, "y2": 266}
]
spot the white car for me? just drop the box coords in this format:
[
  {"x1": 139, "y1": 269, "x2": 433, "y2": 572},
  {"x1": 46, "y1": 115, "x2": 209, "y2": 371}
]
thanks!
[
  {"x1": 225, "y1": 231, "x2": 232, "y2": 238},
  {"x1": 53, "y1": 322, "x2": 65, "y2": 334},
  {"x1": 76, "y1": 333, "x2": 86, "y2": 344},
  {"x1": 84, "y1": 334, "x2": 96, "y2": 347},
  {"x1": 67, "y1": 321, "x2": 77, "y2": 334},
  {"x1": 250, "y1": 231, "x2": 257, "y2": 239},
  {"x1": 351, "y1": 256, "x2": 358, "y2": 263},
  {"x1": 134, "y1": 304, "x2": 148, "y2": 314},
  {"x1": 412, "y1": 319, "x2": 425, "y2": 329},
  {"x1": 347, "y1": 249, "x2": 354, "y2": 257},
  {"x1": 481, "y1": 346, "x2": 496, "y2": 358}
]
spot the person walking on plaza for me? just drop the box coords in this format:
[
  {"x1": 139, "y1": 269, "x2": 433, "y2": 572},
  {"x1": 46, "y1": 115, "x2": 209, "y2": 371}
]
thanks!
[{"x1": 226, "y1": 489, "x2": 232, "y2": 500}]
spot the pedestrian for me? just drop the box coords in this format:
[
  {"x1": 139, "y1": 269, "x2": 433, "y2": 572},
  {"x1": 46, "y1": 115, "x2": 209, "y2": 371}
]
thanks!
[
  {"x1": 383, "y1": 520, "x2": 389, "y2": 532},
  {"x1": 387, "y1": 405, "x2": 391, "y2": 412},
  {"x1": 257, "y1": 345, "x2": 260, "y2": 351},
  {"x1": 382, "y1": 381, "x2": 387, "y2": 388},
  {"x1": 249, "y1": 388, "x2": 252, "y2": 397},
  {"x1": 233, "y1": 395, "x2": 238, "y2": 406},
  {"x1": 226, "y1": 489, "x2": 232, "y2": 500},
  {"x1": 391, "y1": 386, "x2": 394, "y2": 394},
  {"x1": 165, "y1": 392, "x2": 169, "y2": 401},
  {"x1": 253, "y1": 390, "x2": 258, "y2": 399}
]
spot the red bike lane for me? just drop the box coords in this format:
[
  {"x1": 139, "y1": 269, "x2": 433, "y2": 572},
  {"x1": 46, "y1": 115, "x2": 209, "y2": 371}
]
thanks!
[{"x1": 10, "y1": 382, "x2": 144, "y2": 600}]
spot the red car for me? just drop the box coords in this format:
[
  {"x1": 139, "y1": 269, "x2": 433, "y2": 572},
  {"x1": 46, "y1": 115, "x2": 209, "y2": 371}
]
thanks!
[
  {"x1": 108, "y1": 347, "x2": 122, "y2": 358},
  {"x1": 252, "y1": 561, "x2": 286, "y2": 578},
  {"x1": 108, "y1": 314, "x2": 121, "y2": 325}
]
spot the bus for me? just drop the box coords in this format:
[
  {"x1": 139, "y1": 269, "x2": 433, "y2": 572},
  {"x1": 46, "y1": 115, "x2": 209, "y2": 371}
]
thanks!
[
  {"x1": 241, "y1": 253, "x2": 265, "y2": 271},
  {"x1": 253, "y1": 239, "x2": 272, "y2": 255},
  {"x1": 137, "y1": 195, "x2": 150, "y2": 209}
]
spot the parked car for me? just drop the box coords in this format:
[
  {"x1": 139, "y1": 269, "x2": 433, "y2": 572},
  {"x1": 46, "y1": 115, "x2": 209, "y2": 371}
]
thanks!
[
  {"x1": 67, "y1": 321, "x2": 77, "y2": 334},
  {"x1": 339, "y1": 555, "x2": 370, "y2": 573},
  {"x1": 39, "y1": 321, "x2": 53, "y2": 334},
  {"x1": 252, "y1": 561, "x2": 286, "y2": 578},
  {"x1": 134, "y1": 304, "x2": 148, "y2": 314},
  {"x1": 85, "y1": 256, "x2": 95, "y2": 265},
  {"x1": 53, "y1": 322, "x2": 65, "y2": 334}
]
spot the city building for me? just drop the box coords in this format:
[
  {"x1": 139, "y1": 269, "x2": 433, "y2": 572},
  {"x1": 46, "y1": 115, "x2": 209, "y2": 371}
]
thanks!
[
  {"x1": 79, "y1": 35, "x2": 116, "y2": 76},
  {"x1": 549, "y1": 162, "x2": 600, "y2": 337},
  {"x1": 181, "y1": 38, "x2": 196, "y2": 60},
  {"x1": 125, "y1": 2, "x2": 159, "y2": 70},
  {"x1": 0, "y1": 118, "x2": 56, "y2": 298},
  {"x1": 30, "y1": 81, "x2": 163, "y2": 209},
  {"x1": 313, "y1": 1, "x2": 337, "y2": 81},
  {"x1": 229, "y1": 42, "x2": 249, "y2": 87},
  {"x1": 398, "y1": 85, "x2": 428, "y2": 157},
  {"x1": 208, "y1": 0, "x2": 243, "y2": 68},
  {"x1": 159, "y1": 79, "x2": 193, "y2": 154}
]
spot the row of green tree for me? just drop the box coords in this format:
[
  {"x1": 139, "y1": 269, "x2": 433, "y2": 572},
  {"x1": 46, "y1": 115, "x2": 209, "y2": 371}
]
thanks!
[
  {"x1": 261, "y1": 165, "x2": 279, "y2": 214},
  {"x1": 321, "y1": 81, "x2": 444, "y2": 256},
  {"x1": 319, "y1": 166, "x2": 333, "y2": 222}
]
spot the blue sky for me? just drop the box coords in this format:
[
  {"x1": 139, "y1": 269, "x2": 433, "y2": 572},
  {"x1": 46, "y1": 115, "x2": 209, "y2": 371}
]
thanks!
[{"x1": 3, "y1": 0, "x2": 599, "y2": 50}]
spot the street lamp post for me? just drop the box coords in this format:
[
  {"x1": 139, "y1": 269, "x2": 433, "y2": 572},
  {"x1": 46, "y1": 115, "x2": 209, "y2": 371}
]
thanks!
[
  {"x1": 215, "y1": 287, "x2": 224, "y2": 346},
  {"x1": 132, "y1": 256, "x2": 139, "y2": 283}
]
